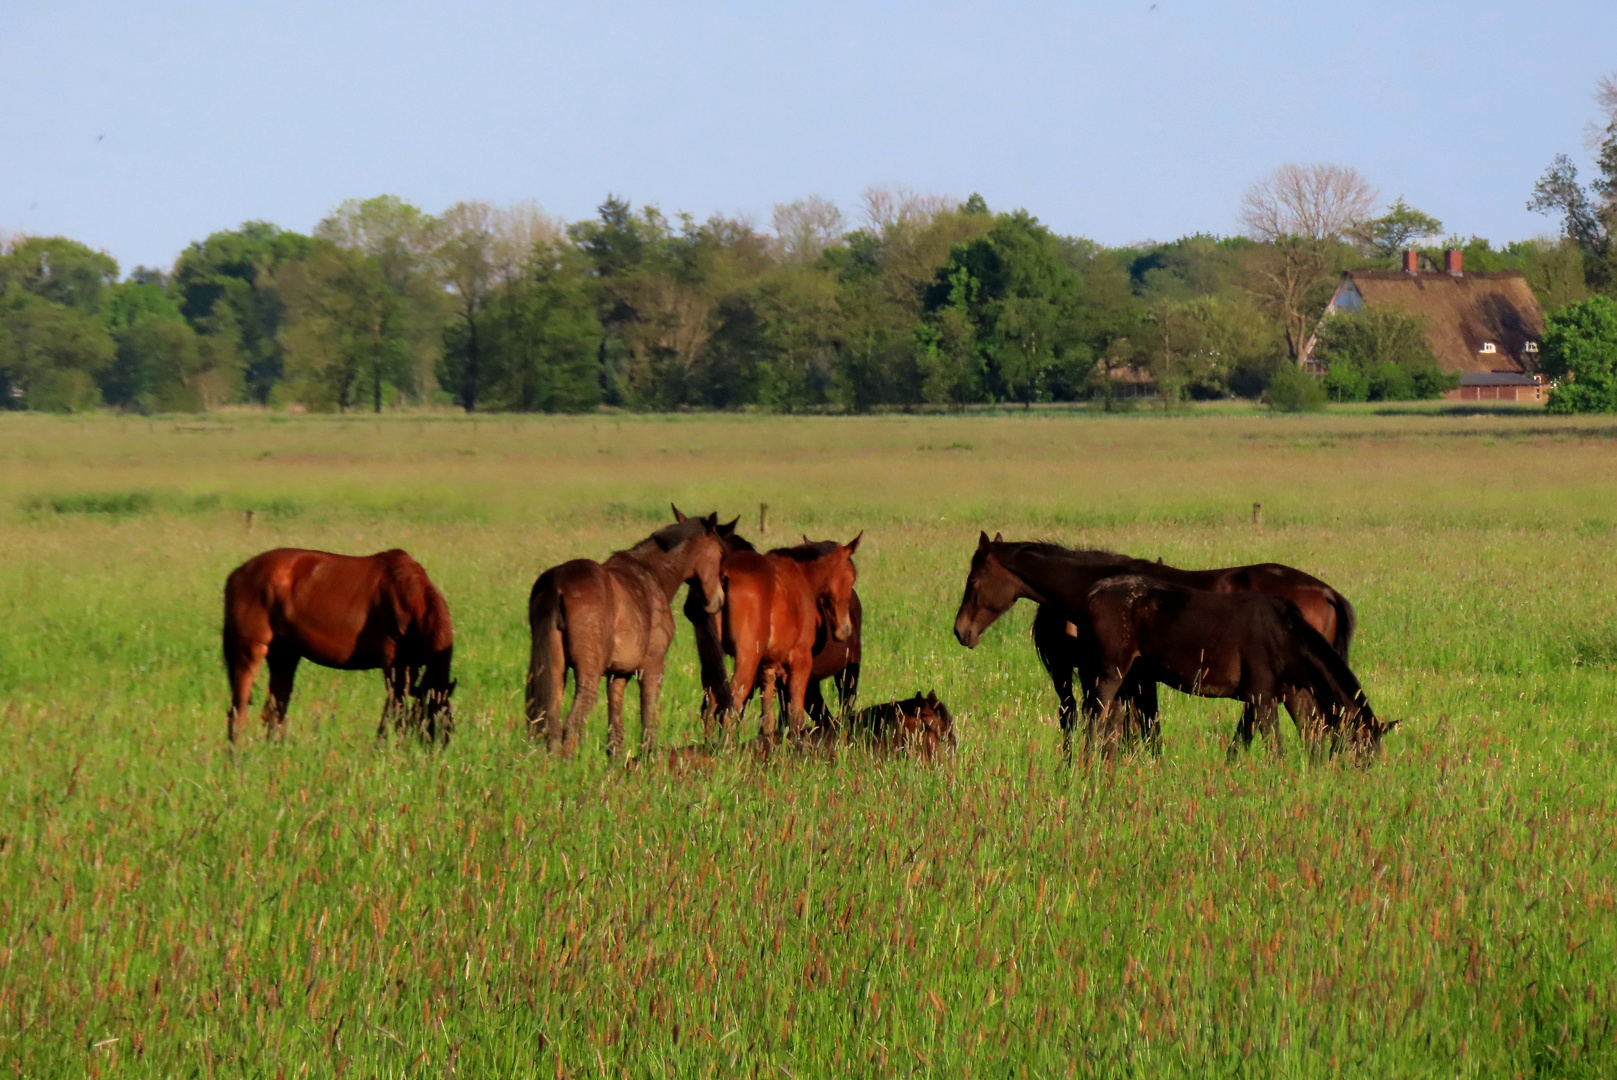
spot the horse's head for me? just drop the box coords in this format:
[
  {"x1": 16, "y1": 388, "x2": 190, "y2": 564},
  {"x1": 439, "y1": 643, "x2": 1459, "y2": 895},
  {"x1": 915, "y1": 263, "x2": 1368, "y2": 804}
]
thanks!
[
  {"x1": 954, "y1": 532, "x2": 1024, "y2": 649},
  {"x1": 690, "y1": 513, "x2": 727, "y2": 614},
  {"x1": 923, "y1": 691, "x2": 958, "y2": 752},
  {"x1": 898, "y1": 691, "x2": 957, "y2": 757},
  {"x1": 819, "y1": 534, "x2": 861, "y2": 642},
  {"x1": 413, "y1": 647, "x2": 457, "y2": 743}
]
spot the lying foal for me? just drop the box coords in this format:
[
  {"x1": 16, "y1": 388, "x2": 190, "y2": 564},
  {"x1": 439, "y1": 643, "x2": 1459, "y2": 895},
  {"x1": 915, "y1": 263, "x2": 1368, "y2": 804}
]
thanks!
[{"x1": 667, "y1": 691, "x2": 957, "y2": 767}]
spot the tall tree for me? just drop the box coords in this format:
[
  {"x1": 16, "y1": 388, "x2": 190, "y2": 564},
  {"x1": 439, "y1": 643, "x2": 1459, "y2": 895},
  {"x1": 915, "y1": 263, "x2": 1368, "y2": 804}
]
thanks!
[
  {"x1": 274, "y1": 245, "x2": 410, "y2": 412},
  {"x1": 1354, "y1": 197, "x2": 1444, "y2": 259},
  {"x1": 171, "y1": 222, "x2": 315, "y2": 402},
  {"x1": 1239, "y1": 163, "x2": 1376, "y2": 361},
  {"x1": 316, "y1": 195, "x2": 448, "y2": 400}
]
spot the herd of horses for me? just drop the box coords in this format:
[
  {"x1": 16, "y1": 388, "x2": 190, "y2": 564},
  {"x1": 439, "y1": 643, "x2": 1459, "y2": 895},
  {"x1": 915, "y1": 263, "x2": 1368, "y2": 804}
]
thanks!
[{"x1": 221, "y1": 507, "x2": 1392, "y2": 764}]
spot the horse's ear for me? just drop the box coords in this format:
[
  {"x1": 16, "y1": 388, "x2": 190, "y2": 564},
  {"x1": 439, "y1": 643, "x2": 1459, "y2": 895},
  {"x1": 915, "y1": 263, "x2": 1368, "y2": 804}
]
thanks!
[
  {"x1": 803, "y1": 533, "x2": 812, "y2": 544},
  {"x1": 1156, "y1": 556, "x2": 1163, "y2": 565},
  {"x1": 703, "y1": 512, "x2": 719, "y2": 532},
  {"x1": 846, "y1": 531, "x2": 862, "y2": 555},
  {"x1": 978, "y1": 531, "x2": 991, "y2": 550},
  {"x1": 671, "y1": 503, "x2": 687, "y2": 522},
  {"x1": 993, "y1": 531, "x2": 1004, "y2": 543}
]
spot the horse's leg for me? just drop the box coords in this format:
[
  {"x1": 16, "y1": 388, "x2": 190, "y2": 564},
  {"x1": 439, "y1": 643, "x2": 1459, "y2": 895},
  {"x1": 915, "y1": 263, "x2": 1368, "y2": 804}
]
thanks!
[
  {"x1": 1283, "y1": 688, "x2": 1325, "y2": 762},
  {"x1": 1081, "y1": 667, "x2": 1127, "y2": 765},
  {"x1": 1255, "y1": 697, "x2": 1284, "y2": 760},
  {"x1": 785, "y1": 659, "x2": 812, "y2": 743},
  {"x1": 604, "y1": 674, "x2": 629, "y2": 763},
  {"x1": 758, "y1": 666, "x2": 780, "y2": 748},
  {"x1": 637, "y1": 661, "x2": 664, "y2": 760},
  {"x1": 834, "y1": 660, "x2": 860, "y2": 719},
  {"x1": 262, "y1": 644, "x2": 300, "y2": 741},
  {"x1": 724, "y1": 645, "x2": 760, "y2": 748},
  {"x1": 803, "y1": 678, "x2": 830, "y2": 731},
  {"x1": 1128, "y1": 676, "x2": 1161, "y2": 756},
  {"x1": 226, "y1": 640, "x2": 267, "y2": 744},
  {"x1": 558, "y1": 665, "x2": 599, "y2": 758},
  {"x1": 1227, "y1": 703, "x2": 1259, "y2": 762}
]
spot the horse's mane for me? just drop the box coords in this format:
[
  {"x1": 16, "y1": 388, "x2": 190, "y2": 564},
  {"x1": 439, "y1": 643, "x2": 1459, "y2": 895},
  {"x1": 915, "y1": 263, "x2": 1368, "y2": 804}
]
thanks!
[
  {"x1": 380, "y1": 551, "x2": 454, "y2": 653},
  {"x1": 770, "y1": 539, "x2": 838, "y2": 562},
  {"x1": 637, "y1": 517, "x2": 706, "y2": 553},
  {"x1": 993, "y1": 540, "x2": 1135, "y2": 567}
]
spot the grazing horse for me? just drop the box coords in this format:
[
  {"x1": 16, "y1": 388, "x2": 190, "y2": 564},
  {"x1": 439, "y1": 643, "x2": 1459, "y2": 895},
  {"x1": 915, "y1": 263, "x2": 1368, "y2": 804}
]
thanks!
[
  {"x1": 222, "y1": 548, "x2": 456, "y2": 744},
  {"x1": 715, "y1": 536, "x2": 861, "y2": 747},
  {"x1": 526, "y1": 515, "x2": 726, "y2": 761},
  {"x1": 1082, "y1": 576, "x2": 1391, "y2": 760},
  {"x1": 953, "y1": 534, "x2": 1357, "y2": 757},
  {"x1": 673, "y1": 508, "x2": 862, "y2": 731}
]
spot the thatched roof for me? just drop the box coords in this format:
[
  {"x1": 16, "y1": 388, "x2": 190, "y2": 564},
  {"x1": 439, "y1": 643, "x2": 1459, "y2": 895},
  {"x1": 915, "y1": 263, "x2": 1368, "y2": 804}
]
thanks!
[{"x1": 1313, "y1": 270, "x2": 1545, "y2": 375}]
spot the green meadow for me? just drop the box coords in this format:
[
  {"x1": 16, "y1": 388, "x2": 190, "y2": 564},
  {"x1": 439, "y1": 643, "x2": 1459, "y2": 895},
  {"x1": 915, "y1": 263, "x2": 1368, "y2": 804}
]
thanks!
[{"x1": 3, "y1": 407, "x2": 1616, "y2": 1078}]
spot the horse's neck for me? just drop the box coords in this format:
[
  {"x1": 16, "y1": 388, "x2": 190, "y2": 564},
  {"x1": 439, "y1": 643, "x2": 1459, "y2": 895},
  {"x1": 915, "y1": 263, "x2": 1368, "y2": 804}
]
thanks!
[
  {"x1": 1000, "y1": 547, "x2": 1107, "y2": 608},
  {"x1": 634, "y1": 542, "x2": 696, "y2": 601}
]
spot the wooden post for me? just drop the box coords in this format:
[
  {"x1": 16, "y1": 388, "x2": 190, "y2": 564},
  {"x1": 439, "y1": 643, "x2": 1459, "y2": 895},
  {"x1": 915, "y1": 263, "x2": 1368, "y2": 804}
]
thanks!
[
  {"x1": 759, "y1": 503, "x2": 770, "y2": 535},
  {"x1": 1251, "y1": 502, "x2": 1263, "y2": 530},
  {"x1": 244, "y1": 509, "x2": 255, "y2": 532}
]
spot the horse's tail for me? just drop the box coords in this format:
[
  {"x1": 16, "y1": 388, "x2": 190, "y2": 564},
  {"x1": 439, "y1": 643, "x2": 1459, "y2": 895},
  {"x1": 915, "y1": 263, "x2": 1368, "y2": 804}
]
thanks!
[
  {"x1": 1329, "y1": 589, "x2": 1357, "y2": 660},
  {"x1": 526, "y1": 574, "x2": 567, "y2": 736},
  {"x1": 1287, "y1": 607, "x2": 1376, "y2": 733}
]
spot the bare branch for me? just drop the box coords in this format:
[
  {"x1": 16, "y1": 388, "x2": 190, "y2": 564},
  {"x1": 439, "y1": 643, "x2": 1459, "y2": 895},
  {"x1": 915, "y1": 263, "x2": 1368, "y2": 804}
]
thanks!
[
  {"x1": 1240, "y1": 163, "x2": 1378, "y2": 242},
  {"x1": 770, "y1": 196, "x2": 846, "y2": 263}
]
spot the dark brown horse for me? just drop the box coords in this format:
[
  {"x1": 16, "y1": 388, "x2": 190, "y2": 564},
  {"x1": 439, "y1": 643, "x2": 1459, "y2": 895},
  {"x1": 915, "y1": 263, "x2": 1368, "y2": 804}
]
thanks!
[
  {"x1": 526, "y1": 515, "x2": 726, "y2": 761},
  {"x1": 1082, "y1": 576, "x2": 1390, "y2": 760},
  {"x1": 673, "y1": 508, "x2": 861, "y2": 731},
  {"x1": 827, "y1": 691, "x2": 956, "y2": 759},
  {"x1": 222, "y1": 548, "x2": 456, "y2": 744},
  {"x1": 715, "y1": 536, "x2": 861, "y2": 747},
  {"x1": 954, "y1": 534, "x2": 1357, "y2": 756}
]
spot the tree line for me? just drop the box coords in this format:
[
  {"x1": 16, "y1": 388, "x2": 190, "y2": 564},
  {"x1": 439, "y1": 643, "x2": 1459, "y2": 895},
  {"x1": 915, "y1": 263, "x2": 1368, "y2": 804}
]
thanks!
[{"x1": 3, "y1": 79, "x2": 1614, "y2": 415}]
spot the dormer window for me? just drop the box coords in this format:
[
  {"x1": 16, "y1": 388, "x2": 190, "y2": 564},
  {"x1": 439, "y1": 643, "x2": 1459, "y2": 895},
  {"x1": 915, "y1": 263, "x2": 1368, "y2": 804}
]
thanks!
[
  {"x1": 1525, "y1": 342, "x2": 1539, "y2": 353},
  {"x1": 1480, "y1": 342, "x2": 1497, "y2": 354}
]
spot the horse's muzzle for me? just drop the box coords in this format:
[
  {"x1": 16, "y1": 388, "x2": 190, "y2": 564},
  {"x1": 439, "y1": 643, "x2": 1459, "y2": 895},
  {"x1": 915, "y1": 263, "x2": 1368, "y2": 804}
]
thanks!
[
  {"x1": 704, "y1": 587, "x2": 725, "y2": 615},
  {"x1": 833, "y1": 615, "x2": 853, "y2": 642},
  {"x1": 954, "y1": 617, "x2": 979, "y2": 649}
]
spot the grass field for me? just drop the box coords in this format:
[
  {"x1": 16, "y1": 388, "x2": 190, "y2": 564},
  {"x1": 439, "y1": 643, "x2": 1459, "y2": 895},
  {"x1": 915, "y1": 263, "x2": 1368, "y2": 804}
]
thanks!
[{"x1": 3, "y1": 406, "x2": 1617, "y2": 1078}]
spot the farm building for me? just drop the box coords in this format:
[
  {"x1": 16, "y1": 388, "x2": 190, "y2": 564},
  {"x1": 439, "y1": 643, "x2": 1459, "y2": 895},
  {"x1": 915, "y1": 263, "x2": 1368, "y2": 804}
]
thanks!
[{"x1": 1305, "y1": 250, "x2": 1547, "y2": 402}]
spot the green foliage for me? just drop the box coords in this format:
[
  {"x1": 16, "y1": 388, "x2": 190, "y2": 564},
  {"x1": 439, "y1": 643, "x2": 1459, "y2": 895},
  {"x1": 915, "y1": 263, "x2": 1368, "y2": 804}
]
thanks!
[
  {"x1": 274, "y1": 244, "x2": 414, "y2": 412},
  {"x1": 1264, "y1": 364, "x2": 1327, "y2": 411},
  {"x1": 0, "y1": 235, "x2": 119, "y2": 313},
  {"x1": 1314, "y1": 309, "x2": 1456, "y2": 401},
  {"x1": 1543, "y1": 296, "x2": 1617, "y2": 413},
  {"x1": 1356, "y1": 197, "x2": 1443, "y2": 259},
  {"x1": 0, "y1": 290, "x2": 116, "y2": 410},
  {"x1": 172, "y1": 222, "x2": 316, "y2": 402}
]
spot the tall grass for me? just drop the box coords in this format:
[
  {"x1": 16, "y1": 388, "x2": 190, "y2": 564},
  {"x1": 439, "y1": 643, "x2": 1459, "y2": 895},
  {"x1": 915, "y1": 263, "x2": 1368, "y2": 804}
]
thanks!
[{"x1": 1, "y1": 409, "x2": 1615, "y2": 1076}]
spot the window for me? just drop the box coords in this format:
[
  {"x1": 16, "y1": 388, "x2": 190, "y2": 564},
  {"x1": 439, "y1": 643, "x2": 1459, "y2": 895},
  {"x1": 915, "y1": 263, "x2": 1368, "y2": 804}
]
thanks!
[
  {"x1": 1480, "y1": 342, "x2": 1497, "y2": 354},
  {"x1": 1525, "y1": 341, "x2": 1539, "y2": 353}
]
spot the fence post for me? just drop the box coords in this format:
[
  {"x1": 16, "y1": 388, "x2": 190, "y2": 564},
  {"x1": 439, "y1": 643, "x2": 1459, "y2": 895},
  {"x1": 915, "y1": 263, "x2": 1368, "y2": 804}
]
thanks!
[
  {"x1": 1251, "y1": 502, "x2": 1263, "y2": 530},
  {"x1": 244, "y1": 509, "x2": 256, "y2": 532},
  {"x1": 759, "y1": 503, "x2": 770, "y2": 535}
]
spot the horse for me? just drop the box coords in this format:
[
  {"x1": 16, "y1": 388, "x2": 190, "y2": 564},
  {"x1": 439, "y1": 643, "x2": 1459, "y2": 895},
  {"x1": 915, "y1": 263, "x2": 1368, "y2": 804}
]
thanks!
[
  {"x1": 673, "y1": 508, "x2": 862, "y2": 731},
  {"x1": 1081, "y1": 576, "x2": 1391, "y2": 761},
  {"x1": 827, "y1": 691, "x2": 956, "y2": 759},
  {"x1": 953, "y1": 533, "x2": 1357, "y2": 757},
  {"x1": 526, "y1": 515, "x2": 727, "y2": 761},
  {"x1": 714, "y1": 535, "x2": 861, "y2": 747},
  {"x1": 222, "y1": 548, "x2": 456, "y2": 744}
]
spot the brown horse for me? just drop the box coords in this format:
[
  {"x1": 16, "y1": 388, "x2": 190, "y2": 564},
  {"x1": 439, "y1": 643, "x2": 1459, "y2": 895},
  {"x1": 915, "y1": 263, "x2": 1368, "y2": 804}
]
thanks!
[
  {"x1": 715, "y1": 536, "x2": 861, "y2": 747},
  {"x1": 1082, "y1": 576, "x2": 1390, "y2": 760},
  {"x1": 222, "y1": 548, "x2": 456, "y2": 744},
  {"x1": 673, "y1": 509, "x2": 862, "y2": 731},
  {"x1": 828, "y1": 691, "x2": 956, "y2": 759},
  {"x1": 526, "y1": 515, "x2": 726, "y2": 761},
  {"x1": 954, "y1": 534, "x2": 1357, "y2": 756}
]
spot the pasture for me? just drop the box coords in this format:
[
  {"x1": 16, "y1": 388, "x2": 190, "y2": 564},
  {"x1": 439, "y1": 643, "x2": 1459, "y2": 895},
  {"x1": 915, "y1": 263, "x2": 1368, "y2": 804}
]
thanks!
[{"x1": 3, "y1": 407, "x2": 1616, "y2": 1078}]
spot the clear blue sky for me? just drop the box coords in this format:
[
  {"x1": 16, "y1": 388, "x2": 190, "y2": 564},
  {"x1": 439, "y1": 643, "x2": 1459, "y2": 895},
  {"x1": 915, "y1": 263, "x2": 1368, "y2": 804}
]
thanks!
[{"x1": 4, "y1": 1, "x2": 1614, "y2": 273}]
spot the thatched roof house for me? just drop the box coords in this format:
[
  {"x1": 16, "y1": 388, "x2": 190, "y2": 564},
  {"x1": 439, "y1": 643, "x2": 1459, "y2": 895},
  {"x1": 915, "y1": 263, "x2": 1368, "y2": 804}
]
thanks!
[{"x1": 1305, "y1": 250, "x2": 1547, "y2": 401}]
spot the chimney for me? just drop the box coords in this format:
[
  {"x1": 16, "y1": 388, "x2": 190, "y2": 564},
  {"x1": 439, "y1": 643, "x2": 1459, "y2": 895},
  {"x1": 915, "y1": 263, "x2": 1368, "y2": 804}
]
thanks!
[
  {"x1": 1402, "y1": 250, "x2": 1419, "y2": 274},
  {"x1": 1444, "y1": 249, "x2": 1463, "y2": 276}
]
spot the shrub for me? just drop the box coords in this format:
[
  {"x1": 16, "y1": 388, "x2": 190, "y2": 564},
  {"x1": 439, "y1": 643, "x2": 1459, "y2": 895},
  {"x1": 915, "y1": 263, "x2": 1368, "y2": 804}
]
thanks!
[
  {"x1": 1264, "y1": 365, "x2": 1326, "y2": 412},
  {"x1": 1543, "y1": 296, "x2": 1617, "y2": 414}
]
